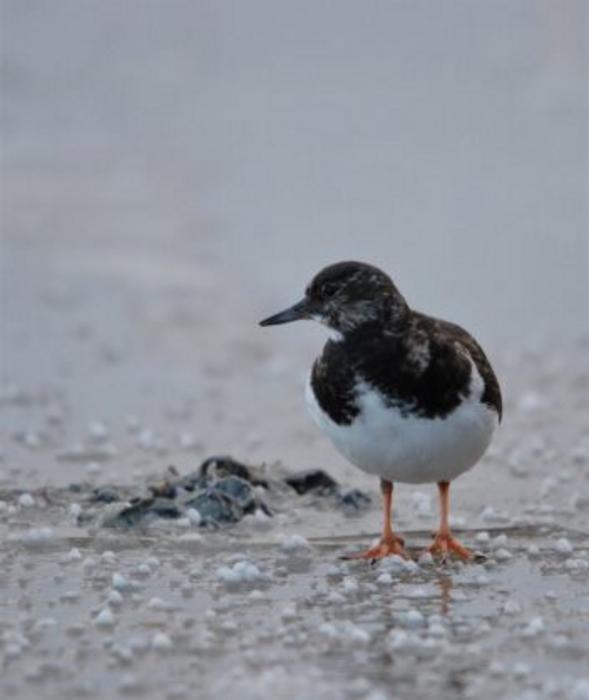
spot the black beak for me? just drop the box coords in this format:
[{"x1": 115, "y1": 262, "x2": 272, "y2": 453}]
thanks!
[{"x1": 259, "y1": 298, "x2": 310, "y2": 327}]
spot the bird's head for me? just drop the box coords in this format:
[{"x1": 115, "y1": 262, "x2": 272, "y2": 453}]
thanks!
[{"x1": 259, "y1": 261, "x2": 409, "y2": 336}]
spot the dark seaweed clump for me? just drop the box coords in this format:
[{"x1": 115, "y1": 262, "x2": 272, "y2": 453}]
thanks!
[
  {"x1": 284, "y1": 468, "x2": 371, "y2": 510},
  {"x1": 88, "y1": 456, "x2": 369, "y2": 529}
]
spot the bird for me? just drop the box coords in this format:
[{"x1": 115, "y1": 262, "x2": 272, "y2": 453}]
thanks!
[{"x1": 260, "y1": 261, "x2": 502, "y2": 561}]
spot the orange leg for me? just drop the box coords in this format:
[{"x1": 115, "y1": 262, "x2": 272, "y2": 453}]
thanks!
[
  {"x1": 427, "y1": 481, "x2": 472, "y2": 561},
  {"x1": 343, "y1": 480, "x2": 408, "y2": 560}
]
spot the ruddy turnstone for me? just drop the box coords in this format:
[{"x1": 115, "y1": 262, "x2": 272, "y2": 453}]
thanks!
[{"x1": 260, "y1": 261, "x2": 502, "y2": 560}]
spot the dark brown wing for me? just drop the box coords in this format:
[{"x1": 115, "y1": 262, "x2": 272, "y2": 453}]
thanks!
[{"x1": 413, "y1": 312, "x2": 503, "y2": 421}]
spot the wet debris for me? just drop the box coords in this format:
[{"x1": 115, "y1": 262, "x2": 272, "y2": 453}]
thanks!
[
  {"x1": 338, "y1": 488, "x2": 371, "y2": 510},
  {"x1": 101, "y1": 498, "x2": 183, "y2": 528},
  {"x1": 89, "y1": 486, "x2": 122, "y2": 504},
  {"x1": 184, "y1": 481, "x2": 258, "y2": 526},
  {"x1": 82, "y1": 458, "x2": 270, "y2": 528},
  {"x1": 199, "y1": 455, "x2": 269, "y2": 488},
  {"x1": 2, "y1": 456, "x2": 370, "y2": 532},
  {"x1": 285, "y1": 468, "x2": 371, "y2": 511},
  {"x1": 284, "y1": 469, "x2": 338, "y2": 495},
  {"x1": 89, "y1": 457, "x2": 370, "y2": 529}
]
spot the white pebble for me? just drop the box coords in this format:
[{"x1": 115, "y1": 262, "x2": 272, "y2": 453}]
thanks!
[
  {"x1": 502, "y1": 599, "x2": 522, "y2": 614},
  {"x1": 23, "y1": 527, "x2": 54, "y2": 543},
  {"x1": 494, "y1": 548, "x2": 512, "y2": 562},
  {"x1": 319, "y1": 622, "x2": 338, "y2": 639},
  {"x1": 18, "y1": 493, "x2": 35, "y2": 508},
  {"x1": 180, "y1": 582, "x2": 193, "y2": 596},
  {"x1": 376, "y1": 573, "x2": 393, "y2": 585},
  {"x1": 280, "y1": 534, "x2": 310, "y2": 552},
  {"x1": 66, "y1": 547, "x2": 82, "y2": 562},
  {"x1": 179, "y1": 432, "x2": 198, "y2": 449},
  {"x1": 521, "y1": 616, "x2": 544, "y2": 637},
  {"x1": 324, "y1": 563, "x2": 343, "y2": 577},
  {"x1": 137, "y1": 429, "x2": 154, "y2": 449},
  {"x1": 565, "y1": 558, "x2": 589, "y2": 572},
  {"x1": 34, "y1": 617, "x2": 57, "y2": 632},
  {"x1": 68, "y1": 503, "x2": 82, "y2": 519},
  {"x1": 24, "y1": 431, "x2": 41, "y2": 448},
  {"x1": 342, "y1": 622, "x2": 370, "y2": 644},
  {"x1": 488, "y1": 660, "x2": 506, "y2": 677},
  {"x1": 280, "y1": 604, "x2": 298, "y2": 622},
  {"x1": 94, "y1": 608, "x2": 115, "y2": 628},
  {"x1": 111, "y1": 644, "x2": 134, "y2": 664},
  {"x1": 554, "y1": 538, "x2": 573, "y2": 555},
  {"x1": 341, "y1": 576, "x2": 359, "y2": 594},
  {"x1": 404, "y1": 609, "x2": 425, "y2": 628},
  {"x1": 491, "y1": 533, "x2": 508, "y2": 549},
  {"x1": 387, "y1": 628, "x2": 409, "y2": 651},
  {"x1": 88, "y1": 421, "x2": 108, "y2": 442},
  {"x1": 186, "y1": 508, "x2": 202, "y2": 526},
  {"x1": 216, "y1": 560, "x2": 265, "y2": 586},
  {"x1": 251, "y1": 508, "x2": 272, "y2": 528},
  {"x1": 326, "y1": 591, "x2": 346, "y2": 604},
  {"x1": 508, "y1": 455, "x2": 530, "y2": 478},
  {"x1": 112, "y1": 573, "x2": 131, "y2": 591},
  {"x1": 512, "y1": 662, "x2": 530, "y2": 679},
  {"x1": 151, "y1": 633, "x2": 173, "y2": 651},
  {"x1": 449, "y1": 514, "x2": 466, "y2": 528},
  {"x1": 404, "y1": 559, "x2": 419, "y2": 574},
  {"x1": 428, "y1": 622, "x2": 446, "y2": 637},
  {"x1": 480, "y1": 505, "x2": 496, "y2": 521},
  {"x1": 379, "y1": 555, "x2": 410, "y2": 574},
  {"x1": 406, "y1": 586, "x2": 431, "y2": 599},
  {"x1": 480, "y1": 506, "x2": 509, "y2": 523},
  {"x1": 106, "y1": 590, "x2": 123, "y2": 608},
  {"x1": 418, "y1": 552, "x2": 434, "y2": 566}
]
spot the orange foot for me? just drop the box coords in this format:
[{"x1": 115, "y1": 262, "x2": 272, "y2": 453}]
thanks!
[
  {"x1": 342, "y1": 534, "x2": 408, "y2": 561},
  {"x1": 427, "y1": 531, "x2": 472, "y2": 562}
]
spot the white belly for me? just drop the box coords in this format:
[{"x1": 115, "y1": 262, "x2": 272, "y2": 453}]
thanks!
[{"x1": 305, "y1": 368, "x2": 498, "y2": 484}]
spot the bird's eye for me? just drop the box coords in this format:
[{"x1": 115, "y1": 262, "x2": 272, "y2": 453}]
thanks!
[{"x1": 321, "y1": 282, "x2": 339, "y2": 298}]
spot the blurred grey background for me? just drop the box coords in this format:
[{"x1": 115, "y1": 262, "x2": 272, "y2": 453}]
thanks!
[{"x1": 0, "y1": 0, "x2": 587, "y2": 485}]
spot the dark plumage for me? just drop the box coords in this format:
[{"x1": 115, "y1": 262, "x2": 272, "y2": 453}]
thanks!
[
  {"x1": 311, "y1": 311, "x2": 502, "y2": 426},
  {"x1": 264, "y1": 260, "x2": 502, "y2": 426}
]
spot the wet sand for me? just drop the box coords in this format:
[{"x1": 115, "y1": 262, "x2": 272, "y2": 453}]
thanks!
[{"x1": 1, "y1": 1, "x2": 588, "y2": 698}]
